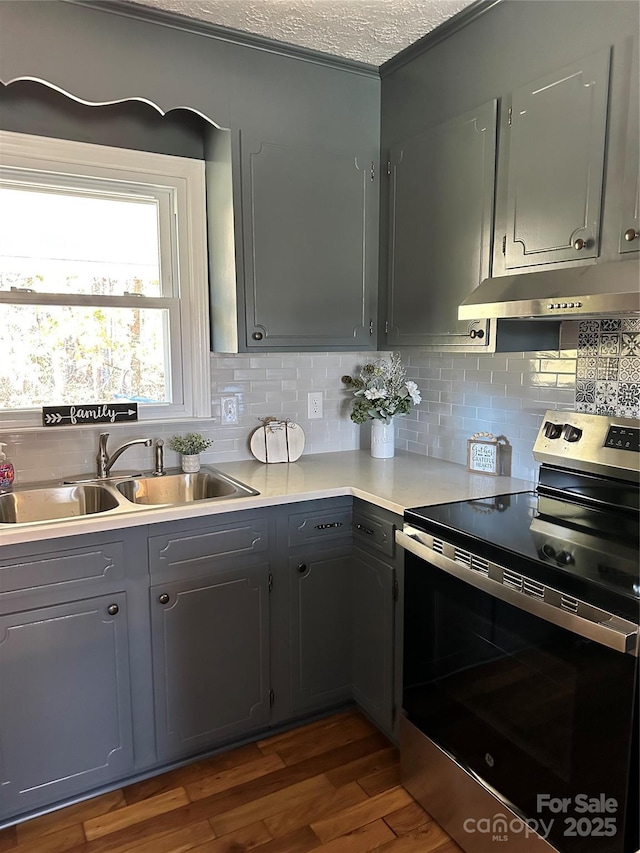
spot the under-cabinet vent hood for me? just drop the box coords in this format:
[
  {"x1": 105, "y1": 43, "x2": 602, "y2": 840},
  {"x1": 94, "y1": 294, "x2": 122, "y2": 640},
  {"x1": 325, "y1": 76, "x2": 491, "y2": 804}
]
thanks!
[{"x1": 459, "y1": 260, "x2": 640, "y2": 321}]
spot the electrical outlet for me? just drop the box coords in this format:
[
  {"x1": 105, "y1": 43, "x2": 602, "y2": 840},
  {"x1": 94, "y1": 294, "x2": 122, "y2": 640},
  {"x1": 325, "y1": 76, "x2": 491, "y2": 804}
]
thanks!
[
  {"x1": 221, "y1": 396, "x2": 238, "y2": 425},
  {"x1": 308, "y1": 391, "x2": 323, "y2": 419}
]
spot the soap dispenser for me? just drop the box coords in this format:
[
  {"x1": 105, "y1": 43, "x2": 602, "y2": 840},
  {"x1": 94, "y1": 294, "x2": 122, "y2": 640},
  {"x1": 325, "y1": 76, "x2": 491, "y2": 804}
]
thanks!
[{"x1": 0, "y1": 443, "x2": 15, "y2": 491}]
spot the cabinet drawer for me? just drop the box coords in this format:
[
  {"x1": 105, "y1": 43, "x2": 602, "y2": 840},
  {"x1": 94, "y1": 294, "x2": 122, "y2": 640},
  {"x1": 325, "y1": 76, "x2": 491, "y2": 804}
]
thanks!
[
  {"x1": 286, "y1": 499, "x2": 352, "y2": 549},
  {"x1": 352, "y1": 506, "x2": 397, "y2": 557},
  {"x1": 0, "y1": 539, "x2": 125, "y2": 598},
  {"x1": 149, "y1": 511, "x2": 270, "y2": 582}
]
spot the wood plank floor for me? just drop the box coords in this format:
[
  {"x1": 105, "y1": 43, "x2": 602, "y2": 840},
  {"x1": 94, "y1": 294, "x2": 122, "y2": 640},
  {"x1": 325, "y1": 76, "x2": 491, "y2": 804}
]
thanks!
[{"x1": 0, "y1": 710, "x2": 464, "y2": 853}]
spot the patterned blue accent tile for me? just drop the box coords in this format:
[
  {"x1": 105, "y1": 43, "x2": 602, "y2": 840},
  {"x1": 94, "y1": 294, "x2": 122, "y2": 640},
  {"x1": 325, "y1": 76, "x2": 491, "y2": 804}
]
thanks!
[
  {"x1": 575, "y1": 379, "x2": 596, "y2": 411},
  {"x1": 621, "y1": 333, "x2": 640, "y2": 357},
  {"x1": 619, "y1": 356, "x2": 640, "y2": 383},
  {"x1": 621, "y1": 318, "x2": 640, "y2": 331},
  {"x1": 594, "y1": 380, "x2": 619, "y2": 411},
  {"x1": 601, "y1": 319, "x2": 622, "y2": 332},
  {"x1": 574, "y1": 318, "x2": 640, "y2": 417},
  {"x1": 597, "y1": 357, "x2": 619, "y2": 380},
  {"x1": 577, "y1": 332, "x2": 598, "y2": 355},
  {"x1": 598, "y1": 334, "x2": 620, "y2": 355},
  {"x1": 617, "y1": 383, "x2": 640, "y2": 418},
  {"x1": 578, "y1": 320, "x2": 600, "y2": 334},
  {"x1": 577, "y1": 357, "x2": 597, "y2": 379}
]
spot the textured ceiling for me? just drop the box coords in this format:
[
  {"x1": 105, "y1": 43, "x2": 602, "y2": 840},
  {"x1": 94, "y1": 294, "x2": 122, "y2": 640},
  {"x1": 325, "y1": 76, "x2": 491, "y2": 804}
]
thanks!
[{"x1": 123, "y1": 0, "x2": 475, "y2": 65}]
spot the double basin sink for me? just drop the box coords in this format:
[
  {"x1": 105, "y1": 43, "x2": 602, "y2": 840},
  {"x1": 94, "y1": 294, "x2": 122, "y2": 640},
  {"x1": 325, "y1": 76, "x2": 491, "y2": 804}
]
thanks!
[{"x1": 0, "y1": 469, "x2": 259, "y2": 525}]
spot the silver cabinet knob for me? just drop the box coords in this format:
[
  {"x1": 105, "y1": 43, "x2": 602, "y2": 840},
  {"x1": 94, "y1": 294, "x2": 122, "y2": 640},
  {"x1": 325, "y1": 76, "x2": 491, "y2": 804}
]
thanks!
[
  {"x1": 624, "y1": 228, "x2": 639, "y2": 242},
  {"x1": 573, "y1": 238, "x2": 588, "y2": 250},
  {"x1": 158, "y1": 593, "x2": 170, "y2": 605},
  {"x1": 107, "y1": 604, "x2": 119, "y2": 616}
]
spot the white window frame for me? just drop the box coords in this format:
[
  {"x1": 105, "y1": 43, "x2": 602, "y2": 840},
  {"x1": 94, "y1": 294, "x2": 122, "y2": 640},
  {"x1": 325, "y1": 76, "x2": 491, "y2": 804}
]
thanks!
[{"x1": 0, "y1": 130, "x2": 210, "y2": 429}]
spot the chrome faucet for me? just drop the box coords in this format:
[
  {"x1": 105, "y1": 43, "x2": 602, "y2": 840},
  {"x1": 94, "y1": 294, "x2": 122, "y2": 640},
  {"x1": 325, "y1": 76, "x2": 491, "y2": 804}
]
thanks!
[{"x1": 96, "y1": 433, "x2": 152, "y2": 479}]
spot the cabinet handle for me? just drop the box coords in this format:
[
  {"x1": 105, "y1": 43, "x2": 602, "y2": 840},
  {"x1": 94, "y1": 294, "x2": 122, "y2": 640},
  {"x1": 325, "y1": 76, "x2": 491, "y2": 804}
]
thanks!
[
  {"x1": 355, "y1": 523, "x2": 374, "y2": 536},
  {"x1": 107, "y1": 603, "x2": 119, "y2": 616},
  {"x1": 252, "y1": 331, "x2": 263, "y2": 341},
  {"x1": 469, "y1": 329, "x2": 485, "y2": 340},
  {"x1": 158, "y1": 593, "x2": 170, "y2": 604},
  {"x1": 297, "y1": 563, "x2": 308, "y2": 574},
  {"x1": 573, "y1": 238, "x2": 589, "y2": 250},
  {"x1": 624, "y1": 228, "x2": 639, "y2": 242}
]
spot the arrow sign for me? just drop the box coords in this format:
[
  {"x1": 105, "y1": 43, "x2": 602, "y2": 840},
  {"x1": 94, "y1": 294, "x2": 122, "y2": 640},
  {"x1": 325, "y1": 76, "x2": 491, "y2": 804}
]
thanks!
[{"x1": 42, "y1": 403, "x2": 139, "y2": 427}]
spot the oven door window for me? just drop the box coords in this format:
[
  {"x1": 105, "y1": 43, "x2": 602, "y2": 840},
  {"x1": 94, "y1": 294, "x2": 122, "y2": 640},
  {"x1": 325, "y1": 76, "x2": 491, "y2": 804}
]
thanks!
[{"x1": 403, "y1": 555, "x2": 638, "y2": 853}]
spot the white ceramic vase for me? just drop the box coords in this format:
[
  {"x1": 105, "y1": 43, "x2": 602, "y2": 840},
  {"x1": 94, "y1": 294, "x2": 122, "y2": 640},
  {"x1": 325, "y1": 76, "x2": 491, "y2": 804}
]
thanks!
[
  {"x1": 370, "y1": 418, "x2": 395, "y2": 458},
  {"x1": 181, "y1": 454, "x2": 201, "y2": 473}
]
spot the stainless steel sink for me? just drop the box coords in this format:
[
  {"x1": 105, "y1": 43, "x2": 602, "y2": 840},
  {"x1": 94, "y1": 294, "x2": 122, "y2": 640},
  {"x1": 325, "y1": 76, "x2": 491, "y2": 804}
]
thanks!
[
  {"x1": 0, "y1": 484, "x2": 120, "y2": 524},
  {"x1": 115, "y1": 469, "x2": 259, "y2": 506}
]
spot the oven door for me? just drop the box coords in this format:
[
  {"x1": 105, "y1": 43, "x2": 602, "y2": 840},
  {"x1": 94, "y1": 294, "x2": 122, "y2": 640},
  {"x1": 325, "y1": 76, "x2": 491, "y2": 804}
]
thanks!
[{"x1": 403, "y1": 549, "x2": 639, "y2": 853}]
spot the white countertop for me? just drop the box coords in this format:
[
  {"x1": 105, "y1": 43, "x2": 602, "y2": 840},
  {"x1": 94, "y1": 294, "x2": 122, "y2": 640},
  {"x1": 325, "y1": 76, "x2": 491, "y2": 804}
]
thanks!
[{"x1": 0, "y1": 450, "x2": 533, "y2": 547}]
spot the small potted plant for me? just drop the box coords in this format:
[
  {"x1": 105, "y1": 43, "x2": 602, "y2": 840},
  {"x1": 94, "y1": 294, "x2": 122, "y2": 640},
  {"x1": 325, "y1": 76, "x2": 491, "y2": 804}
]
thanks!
[{"x1": 169, "y1": 432, "x2": 213, "y2": 473}]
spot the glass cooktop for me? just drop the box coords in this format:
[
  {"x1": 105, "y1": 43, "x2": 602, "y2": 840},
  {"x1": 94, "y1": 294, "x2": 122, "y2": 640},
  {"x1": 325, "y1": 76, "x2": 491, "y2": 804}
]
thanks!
[{"x1": 405, "y1": 489, "x2": 640, "y2": 620}]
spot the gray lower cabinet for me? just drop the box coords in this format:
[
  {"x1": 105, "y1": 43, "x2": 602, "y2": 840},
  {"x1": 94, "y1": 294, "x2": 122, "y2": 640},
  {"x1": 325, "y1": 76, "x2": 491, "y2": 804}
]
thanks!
[
  {"x1": 386, "y1": 101, "x2": 497, "y2": 348},
  {"x1": 287, "y1": 547, "x2": 353, "y2": 716},
  {"x1": 351, "y1": 547, "x2": 395, "y2": 735},
  {"x1": 0, "y1": 532, "x2": 140, "y2": 820},
  {"x1": 150, "y1": 564, "x2": 271, "y2": 761},
  {"x1": 0, "y1": 497, "x2": 403, "y2": 824},
  {"x1": 238, "y1": 135, "x2": 377, "y2": 350},
  {"x1": 0, "y1": 595, "x2": 134, "y2": 815},
  {"x1": 147, "y1": 511, "x2": 272, "y2": 761},
  {"x1": 275, "y1": 498, "x2": 354, "y2": 718},
  {"x1": 352, "y1": 500, "x2": 401, "y2": 737},
  {"x1": 504, "y1": 47, "x2": 610, "y2": 269}
]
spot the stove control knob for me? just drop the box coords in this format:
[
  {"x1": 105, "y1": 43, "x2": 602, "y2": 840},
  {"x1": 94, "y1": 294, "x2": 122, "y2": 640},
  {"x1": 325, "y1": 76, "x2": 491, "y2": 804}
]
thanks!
[
  {"x1": 542, "y1": 544, "x2": 556, "y2": 559},
  {"x1": 563, "y1": 425, "x2": 583, "y2": 443},
  {"x1": 543, "y1": 421, "x2": 564, "y2": 439},
  {"x1": 556, "y1": 551, "x2": 574, "y2": 565}
]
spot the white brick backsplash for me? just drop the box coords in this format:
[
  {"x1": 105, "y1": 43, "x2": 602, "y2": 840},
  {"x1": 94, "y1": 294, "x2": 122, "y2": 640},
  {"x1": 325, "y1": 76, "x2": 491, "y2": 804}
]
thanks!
[{"x1": 7, "y1": 320, "x2": 634, "y2": 486}]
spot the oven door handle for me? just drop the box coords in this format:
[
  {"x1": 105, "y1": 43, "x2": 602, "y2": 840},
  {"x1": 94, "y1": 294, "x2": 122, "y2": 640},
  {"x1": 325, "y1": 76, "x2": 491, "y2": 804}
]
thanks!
[{"x1": 396, "y1": 527, "x2": 639, "y2": 656}]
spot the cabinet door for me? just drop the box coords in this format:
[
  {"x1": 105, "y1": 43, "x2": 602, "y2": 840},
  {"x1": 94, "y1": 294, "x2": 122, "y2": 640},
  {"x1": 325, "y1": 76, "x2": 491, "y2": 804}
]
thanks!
[
  {"x1": 151, "y1": 563, "x2": 270, "y2": 761},
  {"x1": 289, "y1": 549, "x2": 352, "y2": 715},
  {"x1": 240, "y1": 136, "x2": 376, "y2": 349},
  {"x1": 505, "y1": 48, "x2": 610, "y2": 268},
  {"x1": 619, "y1": 39, "x2": 639, "y2": 254},
  {"x1": 352, "y1": 547, "x2": 395, "y2": 735},
  {"x1": 0, "y1": 594, "x2": 133, "y2": 816},
  {"x1": 386, "y1": 101, "x2": 496, "y2": 348}
]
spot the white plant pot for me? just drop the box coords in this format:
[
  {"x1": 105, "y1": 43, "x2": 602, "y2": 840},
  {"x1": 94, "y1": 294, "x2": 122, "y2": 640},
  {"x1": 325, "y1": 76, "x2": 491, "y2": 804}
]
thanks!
[
  {"x1": 181, "y1": 454, "x2": 201, "y2": 473},
  {"x1": 370, "y1": 419, "x2": 395, "y2": 458}
]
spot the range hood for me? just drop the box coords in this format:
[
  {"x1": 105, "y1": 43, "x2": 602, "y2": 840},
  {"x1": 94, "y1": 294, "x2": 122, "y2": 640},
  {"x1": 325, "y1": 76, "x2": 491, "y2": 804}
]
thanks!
[{"x1": 459, "y1": 259, "x2": 640, "y2": 321}]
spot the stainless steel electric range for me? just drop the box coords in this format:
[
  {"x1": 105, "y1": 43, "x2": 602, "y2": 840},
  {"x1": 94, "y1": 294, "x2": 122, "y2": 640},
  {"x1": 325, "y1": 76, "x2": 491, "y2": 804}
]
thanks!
[{"x1": 397, "y1": 411, "x2": 639, "y2": 853}]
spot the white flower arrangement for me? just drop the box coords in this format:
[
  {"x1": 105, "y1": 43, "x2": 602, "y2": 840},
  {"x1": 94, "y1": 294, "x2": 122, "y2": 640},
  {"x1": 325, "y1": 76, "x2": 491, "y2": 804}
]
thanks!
[{"x1": 342, "y1": 353, "x2": 422, "y2": 425}]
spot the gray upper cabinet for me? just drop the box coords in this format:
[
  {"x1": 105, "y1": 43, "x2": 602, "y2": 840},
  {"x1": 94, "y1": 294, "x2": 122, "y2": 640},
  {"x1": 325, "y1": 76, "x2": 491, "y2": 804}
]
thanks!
[
  {"x1": 504, "y1": 48, "x2": 610, "y2": 269},
  {"x1": 385, "y1": 101, "x2": 497, "y2": 348},
  {"x1": 239, "y1": 136, "x2": 377, "y2": 350},
  {"x1": 618, "y1": 39, "x2": 639, "y2": 255}
]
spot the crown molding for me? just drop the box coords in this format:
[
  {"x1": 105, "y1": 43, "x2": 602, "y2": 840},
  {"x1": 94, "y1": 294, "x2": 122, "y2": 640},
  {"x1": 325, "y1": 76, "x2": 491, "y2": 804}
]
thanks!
[
  {"x1": 380, "y1": 0, "x2": 502, "y2": 77},
  {"x1": 64, "y1": 0, "x2": 381, "y2": 79}
]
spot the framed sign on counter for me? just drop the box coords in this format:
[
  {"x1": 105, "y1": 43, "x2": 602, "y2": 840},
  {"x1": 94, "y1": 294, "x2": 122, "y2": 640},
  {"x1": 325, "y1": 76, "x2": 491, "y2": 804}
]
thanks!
[{"x1": 467, "y1": 433, "x2": 504, "y2": 475}]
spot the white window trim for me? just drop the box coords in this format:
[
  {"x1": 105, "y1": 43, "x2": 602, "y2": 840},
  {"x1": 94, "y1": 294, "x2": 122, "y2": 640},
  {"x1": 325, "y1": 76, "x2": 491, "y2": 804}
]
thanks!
[{"x1": 0, "y1": 130, "x2": 211, "y2": 429}]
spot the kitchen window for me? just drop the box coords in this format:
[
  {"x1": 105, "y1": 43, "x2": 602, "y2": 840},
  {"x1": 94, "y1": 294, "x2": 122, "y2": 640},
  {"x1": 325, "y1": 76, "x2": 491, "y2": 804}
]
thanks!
[{"x1": 0, "y1": 130, "x2": 210, "y2": 429}]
